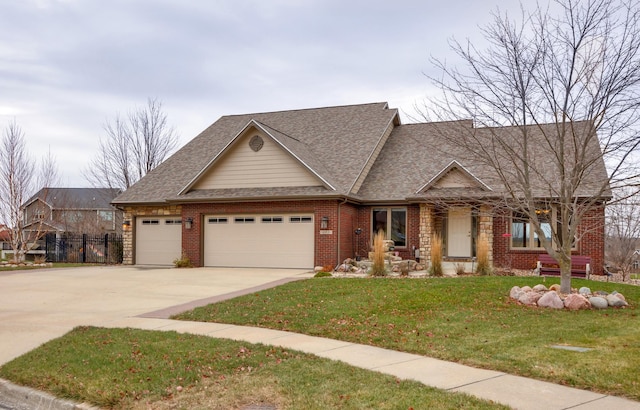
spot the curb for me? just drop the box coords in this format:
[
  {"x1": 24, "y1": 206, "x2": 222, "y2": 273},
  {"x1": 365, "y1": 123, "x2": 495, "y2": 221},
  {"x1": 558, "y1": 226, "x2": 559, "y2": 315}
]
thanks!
[{"x1": 0, "y1": 378, "x2": 99, "y2": 410}]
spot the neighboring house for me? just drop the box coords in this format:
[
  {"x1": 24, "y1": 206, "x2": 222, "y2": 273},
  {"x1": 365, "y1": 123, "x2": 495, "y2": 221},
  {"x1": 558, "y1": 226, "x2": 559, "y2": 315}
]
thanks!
[
  {"x1": 113, "y1": 102, "x2": 608, "y2": 273},
  {"x1": 0, "y1": 225, "x2": 10, "y2": 260},
  {"x1": 22, "y1": 188, "x2": 123, "y2": 235}
]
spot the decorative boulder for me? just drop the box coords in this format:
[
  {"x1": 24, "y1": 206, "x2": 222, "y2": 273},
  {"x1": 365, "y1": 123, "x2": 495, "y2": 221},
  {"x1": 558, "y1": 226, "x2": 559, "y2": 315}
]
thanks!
[
  {"x1": 594, "y1": 290, "x2": 608, "y2": 296},
  {"x1": 611, "y1": 291, "x2": 626, "y2": 301},
  {"x1": 521, "y1": 286, "x2": 533, "y2": 292},
  {"x1": 589, "y1": 296, "x2": 608, "y2": 309},
  {"x1": 606, "y1": 294, "x2": 628, "y2": 307},
  {"x1": 564, "y1": 294, "x2": 591, "y2": 310},
  {"x1": 578, "y1": 287, "x2": 591, "y2": 296},
  {"x1": 314, "y1": 266, "x2": 324, "y2": 273},
  {"x1": 532, "y1": 284, "x2": 548, "y2": 292},
  {"x1": 549, "y1": 284, "x2": 561, "y2": 292},
  {"x1": 537, "y1": 291, "x2": 565, "y2": 309},
  {"x1": 518, "y1": 291, "x2": 542, "y2": 306},
  {"x1": 509, "y1": 286, "x2": 523, "y2": 300}
]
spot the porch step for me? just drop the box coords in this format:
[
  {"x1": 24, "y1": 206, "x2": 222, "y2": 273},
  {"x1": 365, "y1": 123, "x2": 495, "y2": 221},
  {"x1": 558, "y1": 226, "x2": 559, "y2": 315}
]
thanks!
[{"x1": 441, "y1": 261, "x2": 475, "y2": 275}]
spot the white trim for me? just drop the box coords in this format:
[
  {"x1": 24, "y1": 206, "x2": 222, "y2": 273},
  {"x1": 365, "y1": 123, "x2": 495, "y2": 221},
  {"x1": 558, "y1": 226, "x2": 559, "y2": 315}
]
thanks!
[{"x1": 415, "y1": 160, "x2": 493, "y2": 194}]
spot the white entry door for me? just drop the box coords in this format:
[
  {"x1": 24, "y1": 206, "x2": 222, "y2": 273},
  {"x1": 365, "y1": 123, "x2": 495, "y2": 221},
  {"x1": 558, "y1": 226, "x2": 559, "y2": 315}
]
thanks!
[{"x1": 448, "y1": 207, "x2": 472, "y2": 257}]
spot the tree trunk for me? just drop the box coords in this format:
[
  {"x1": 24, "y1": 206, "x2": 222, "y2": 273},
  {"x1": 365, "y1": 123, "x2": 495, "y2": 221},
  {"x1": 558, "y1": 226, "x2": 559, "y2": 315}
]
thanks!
[{"x1": 559, "y1": 255, "x2": 572, "y2": 294}]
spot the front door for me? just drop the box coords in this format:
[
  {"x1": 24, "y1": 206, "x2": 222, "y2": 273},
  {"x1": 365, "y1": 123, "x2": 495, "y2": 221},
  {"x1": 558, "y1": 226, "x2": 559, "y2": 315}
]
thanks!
[{"x1": 447, "y1": 207, "x2": 472, "y2": 257}]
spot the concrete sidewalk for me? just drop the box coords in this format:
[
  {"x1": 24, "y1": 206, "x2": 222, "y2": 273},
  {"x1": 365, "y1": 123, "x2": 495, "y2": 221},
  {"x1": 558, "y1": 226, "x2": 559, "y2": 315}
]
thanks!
[{"x1": 100, "y1": 316, "x2": 640, "y2": 410}]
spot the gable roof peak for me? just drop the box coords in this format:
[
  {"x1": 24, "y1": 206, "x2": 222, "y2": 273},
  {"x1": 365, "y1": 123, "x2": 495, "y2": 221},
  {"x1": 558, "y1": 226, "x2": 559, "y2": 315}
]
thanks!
[{"x1": 416, "y1": 160, "x2": 492, "y2": 194}]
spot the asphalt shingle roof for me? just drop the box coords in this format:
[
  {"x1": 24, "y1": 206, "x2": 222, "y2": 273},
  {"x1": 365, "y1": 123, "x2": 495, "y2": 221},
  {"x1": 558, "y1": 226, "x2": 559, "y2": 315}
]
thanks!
[
  {"x1": 24, "y1": 188, "x2": 121, "y2": 209},
  {"x1": 114, "y1": 102, "x2": 398, "y2": 204},
  {"x1": 113, "y1": 102, "x2": 610, "y2": 205}
]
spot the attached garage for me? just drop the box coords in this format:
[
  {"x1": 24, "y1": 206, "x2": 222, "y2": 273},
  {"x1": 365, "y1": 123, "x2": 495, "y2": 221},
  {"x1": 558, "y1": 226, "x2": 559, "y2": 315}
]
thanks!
[
  {"x1": 135, "y1": 217, "x2": 182, "y2": 265},
  {"x1": 204, "y1": 214, "x2": 314, "y2": 268}
]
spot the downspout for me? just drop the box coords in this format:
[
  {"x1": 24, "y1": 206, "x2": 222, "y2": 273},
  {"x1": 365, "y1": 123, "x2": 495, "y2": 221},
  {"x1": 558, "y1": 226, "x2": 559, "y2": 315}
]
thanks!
[{"x1": 335, "y1": 197, "x2": 348, "y2": 270}]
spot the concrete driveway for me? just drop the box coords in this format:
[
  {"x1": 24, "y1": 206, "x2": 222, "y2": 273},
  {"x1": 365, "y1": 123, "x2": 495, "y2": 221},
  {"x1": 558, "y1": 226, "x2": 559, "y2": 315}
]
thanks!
[{"x1": 0, "y1": 265, "x2": 311, "y2": 365}]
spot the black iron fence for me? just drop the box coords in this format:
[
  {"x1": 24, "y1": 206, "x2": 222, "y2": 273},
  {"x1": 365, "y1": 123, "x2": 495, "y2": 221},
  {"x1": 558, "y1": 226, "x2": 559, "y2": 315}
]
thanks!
[{"x1": 44, "y1": 233, "x2": 123, "y2": 264}]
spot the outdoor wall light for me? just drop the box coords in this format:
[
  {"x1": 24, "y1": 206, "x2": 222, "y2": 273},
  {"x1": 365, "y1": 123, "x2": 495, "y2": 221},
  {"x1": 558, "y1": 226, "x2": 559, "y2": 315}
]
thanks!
[
  {"x1": 122, "y1": 220, "x2": 131, "y2": 230},
  {"x1": 185, "y1": 217, "x2": 193, "y2": 230},
  {"x1": 321, "y1": 216, "x2": 329, "y2": 229}
]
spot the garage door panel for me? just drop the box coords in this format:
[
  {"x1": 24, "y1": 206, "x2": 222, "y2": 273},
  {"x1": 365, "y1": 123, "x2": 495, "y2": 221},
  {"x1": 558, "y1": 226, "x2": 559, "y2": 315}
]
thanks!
[
  {"x1": 136, "y1": 217, "x2": 182, "y2": 265},
  {"x1": 204, "y1": 214, "x2": 313, "y2": 268}
]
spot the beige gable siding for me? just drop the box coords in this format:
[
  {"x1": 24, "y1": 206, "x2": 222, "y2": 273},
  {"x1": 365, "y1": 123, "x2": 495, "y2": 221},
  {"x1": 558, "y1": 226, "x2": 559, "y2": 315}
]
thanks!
[
  {"x1": 433, "y1": 169, "x2": 478, "y2": 189},
  {"x1": 193, "y1": 132, "x2": 322, "y2": 189},
  {"x1": 351, "y1": 120, "x2": 396, "y2": 194}
]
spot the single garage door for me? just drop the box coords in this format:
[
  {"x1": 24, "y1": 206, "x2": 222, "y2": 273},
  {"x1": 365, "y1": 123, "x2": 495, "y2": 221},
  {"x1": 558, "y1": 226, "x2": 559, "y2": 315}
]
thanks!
[
  {"x1": 136, "y1": 217, "x2": 182, "y2": 265},
  {"x1": 204, "y1": 214, "x2": 314, "y2": 268}
]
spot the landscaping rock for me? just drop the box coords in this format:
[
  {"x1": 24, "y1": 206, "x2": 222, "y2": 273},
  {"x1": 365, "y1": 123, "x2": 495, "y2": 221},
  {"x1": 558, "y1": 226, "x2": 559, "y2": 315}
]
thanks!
[
  {"x1": 509, "y1": 286, "x2": 522, "y2": 299},
  {"x1": 606, "y1": 294, "x2": 628, "y2": 307},
  {"x1": 564, "y1": 294, "x2": 591, "y2": 310},
  {"x1": 578, "y1": 287, "x2": 591, "y2": 296},
  {"x1": 589, "y1": 296, "x2": 608, "y2": 309},
  {"x1": 611, "y1": 291, "x2": 625, "y2": 301},
  {"x1": 532, "y1": 284, "x2": 548, "y2": 292},
  {"x1": 314, "y1": 266, "x2": 324, "y2": 273},
  {"x1": 518, "y1": 291, "x2": 542, "y2": 306},
  {"x1": 537, "y1": 291, "x2": 565, "y2": 309},
  {"x1": 594, "y1": 290, "x2": 608, "y2": 296},
  {"x1": 549, "y1": 284, "x2": 561, "y2": 292}
]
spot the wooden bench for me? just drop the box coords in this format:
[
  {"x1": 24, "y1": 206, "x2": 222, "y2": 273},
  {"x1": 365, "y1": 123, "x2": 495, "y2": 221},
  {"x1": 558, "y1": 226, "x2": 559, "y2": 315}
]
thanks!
[{"x1": 537, "y1": 254, "x2": 591, "y2": 279}]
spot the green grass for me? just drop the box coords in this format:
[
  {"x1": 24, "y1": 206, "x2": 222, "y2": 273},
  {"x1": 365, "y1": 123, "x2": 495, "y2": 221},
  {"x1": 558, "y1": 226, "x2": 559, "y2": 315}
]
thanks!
[
  {"x1": 0, "y1": 326, "x2": 506, "y2": 409},
  {"x1": 175, "y1": 276, "x2": 640, "y2": 400}
]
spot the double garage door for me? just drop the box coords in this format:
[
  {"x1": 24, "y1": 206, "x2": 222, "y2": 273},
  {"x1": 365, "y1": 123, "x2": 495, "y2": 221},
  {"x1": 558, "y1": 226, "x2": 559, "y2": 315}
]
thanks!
[
  {"x1": 135, "y1": 214, "x2": 314, "y2": 268},
  {"x1": 204, "y1": 214, "x2": 314, "y2": 269}
]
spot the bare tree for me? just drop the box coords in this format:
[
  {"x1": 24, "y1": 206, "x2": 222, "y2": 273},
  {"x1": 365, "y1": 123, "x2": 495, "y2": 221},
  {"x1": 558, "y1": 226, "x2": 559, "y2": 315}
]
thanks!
[
  {"x1": 0, "y1": 121, "x2": 59, "y2": 262},
  {"x1": 86, "y1": 97, "x2": 179, "y2": 190},
  {"x1": 605, "y1": 187, "x2": 640, "y2": 280},
  {"x1": 421, "y1": 0, "x2": 640, "y2": 293}
]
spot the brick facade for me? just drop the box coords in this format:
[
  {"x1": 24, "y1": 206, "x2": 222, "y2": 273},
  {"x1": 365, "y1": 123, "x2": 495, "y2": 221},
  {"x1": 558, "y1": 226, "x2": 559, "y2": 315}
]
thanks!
[
  {"x1": 492, "y1": 205, "x2": 605, "y2": 275},
  {"x1": 122, "y1": 201, "x2": 605, "y2": 274}
]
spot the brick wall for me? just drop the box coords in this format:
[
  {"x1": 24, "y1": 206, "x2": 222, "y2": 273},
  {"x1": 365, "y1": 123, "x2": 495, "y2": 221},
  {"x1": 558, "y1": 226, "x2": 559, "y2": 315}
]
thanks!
[
  {"x1": 180, "y1": 200, "x2": 346, "y2": 268},
  {"x1": 492, "y1": 205, "x2": 605, "y2": 275}
]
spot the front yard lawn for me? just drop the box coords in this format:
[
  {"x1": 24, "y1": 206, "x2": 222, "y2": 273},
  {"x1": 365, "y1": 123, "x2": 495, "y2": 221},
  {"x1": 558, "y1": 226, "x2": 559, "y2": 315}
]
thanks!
[
  {"x1": 174, "y1": 276, "x2": 640, "y2": 400},
  {"x1": 0, "y1": 326, "x2": 505, "y2": 409}
]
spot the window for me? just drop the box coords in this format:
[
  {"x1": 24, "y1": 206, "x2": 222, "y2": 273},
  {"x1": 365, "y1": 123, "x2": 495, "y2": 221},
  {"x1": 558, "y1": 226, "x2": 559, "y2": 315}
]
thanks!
[
  {"x1": 261, "y1": 216, "x2": 283, "y2": 223},
  {"x1": 208, "y1": 217, "x2": 228, "y2": 224},
  {"x1": 290, "y1": 216, "x2": 313, "y2": 223},
  {"x1": 510, "y1": 208, "x2": 554, "y2": 249},
  {"x1": 234, "y1": 217, "x2": 255, "y2": 223},
  {"x1": 98, "y1": 210, "x2": 114, "y2": 222},
  {"x1": 142, "y1": 219, "x2": 160, "y2": 225},
  {"x1": 372, "y1": 208, "x2": 407, "y2": 247},
  {"x1": 165, "y1": 219, "x2": 182, "y2": 225}
]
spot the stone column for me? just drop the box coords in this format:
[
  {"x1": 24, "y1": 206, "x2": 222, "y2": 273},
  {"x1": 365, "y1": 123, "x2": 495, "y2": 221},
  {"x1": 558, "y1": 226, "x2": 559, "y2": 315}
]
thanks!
[
  {"x1": 419, "y1": 204, "x2": 434, "y2": 265},
  {"x1": 122, "y1": 210, "x2": 134, "y2": 265},
  {"x1": 478, "y1": 205, "x2": 493, "y2": 263}
]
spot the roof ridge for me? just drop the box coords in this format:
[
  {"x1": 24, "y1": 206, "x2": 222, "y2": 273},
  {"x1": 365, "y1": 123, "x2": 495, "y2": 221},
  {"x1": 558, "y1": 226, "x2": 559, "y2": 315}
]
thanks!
[{"x1": 220, "y1": 102, "x2": 389, "y2": 119}]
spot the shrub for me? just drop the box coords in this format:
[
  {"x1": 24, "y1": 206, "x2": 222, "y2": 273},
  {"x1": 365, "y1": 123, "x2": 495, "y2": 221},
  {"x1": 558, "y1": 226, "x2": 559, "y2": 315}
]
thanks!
[
  {"x1": 34, "y1": 255, "x2": 47, "y2": 264},
  {"x1": 429, "y1": 233, "x2": 443, "y2": 277},
  {"x1": 322, "y1": 264, "x2": 334, "y2": 272},
  {"x1": 475, "y1": 235, "x2": 492, "y2": 276},
  {"x1": 370, "y1": 230, "x2": 387, "y2": 276},
  {"x1": 314, "y1": 271, "x2": 332, "y2": 278},
  {"x1": 173, "y1": 252, "x2": 193, "y2": 268},
  {"x1": 454, "y1": 262, "x2": 466, "y2": 275}
]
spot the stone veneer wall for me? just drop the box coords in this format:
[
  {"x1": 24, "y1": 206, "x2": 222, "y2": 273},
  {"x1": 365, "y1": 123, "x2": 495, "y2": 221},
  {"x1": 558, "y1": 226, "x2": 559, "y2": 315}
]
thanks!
[
  {"x1": 121, "y1": 205, "x2": 183, "y2": 265},
  {"x1": 418, "y1": 204, "x2": 434, "y2": 265},
  {"x1": 478, "y1": 205, "x2": 494, "y2": 263}
]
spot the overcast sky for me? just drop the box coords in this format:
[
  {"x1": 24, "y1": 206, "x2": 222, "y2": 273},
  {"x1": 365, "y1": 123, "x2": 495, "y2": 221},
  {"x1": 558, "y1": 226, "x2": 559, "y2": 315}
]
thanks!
[{"x1": 1, "y1": 0, "x2": 523, "y2": 187}]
